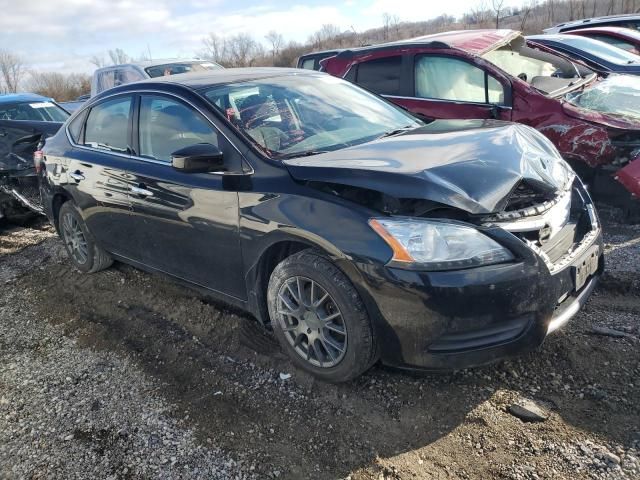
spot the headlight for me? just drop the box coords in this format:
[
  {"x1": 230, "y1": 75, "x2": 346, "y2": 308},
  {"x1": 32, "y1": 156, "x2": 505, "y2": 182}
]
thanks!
[{"x1": 369, "y1": 218, "x2": 514, "y2": 271}]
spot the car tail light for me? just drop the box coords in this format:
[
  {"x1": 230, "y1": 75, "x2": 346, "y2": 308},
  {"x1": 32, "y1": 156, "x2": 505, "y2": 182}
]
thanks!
[{"x1": 34, "y1": 150, "x2": 43, "y2": 173}]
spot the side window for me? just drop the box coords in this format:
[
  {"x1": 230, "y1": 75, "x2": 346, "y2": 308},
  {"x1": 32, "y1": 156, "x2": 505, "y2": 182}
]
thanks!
[
  {"x1": 590, "y1": 35, "x2": 638, "y2": 54},
  {"x1": 355, "y1": 56, "x2": 402, "y2": 95},
  {"x1": 414, "y1": 56, "x2": 505, "y2": 104},
  {"x1": 67, "y1": 110, "x2": 88, "y2": 143},
  {"x1": 138, "y1": 95, "x2": 220, "y2": 163},
  {"x1": 115, "y1": 67, "x2": 145, "y2": 86},
  {"x1": 301, "y1": 58, "x2": 315, "y2": 70},
  {"x1": 96, "y1": 70, "x2": 115, "y2": 94},
  {"x1": 84, "y1": 96, "x2": 132, "y2": 153}
]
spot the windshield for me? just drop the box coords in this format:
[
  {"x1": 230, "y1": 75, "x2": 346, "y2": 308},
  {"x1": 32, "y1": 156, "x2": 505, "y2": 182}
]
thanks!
[
  {"x1": 549, "y1": 35, "x2": 640, "y2": 65},
  {"x1": 145, "y1": 61, "x2": 222, "y2": 78},
  {"x1": 202, "y1": 74, "x2": 422, "y2": 159},
  {"x1": 564, "y1": 75, "x2": 640, "y2": 120},
  {"x1": 0, "y1": 101, "x2": 69, "y2": 122}
]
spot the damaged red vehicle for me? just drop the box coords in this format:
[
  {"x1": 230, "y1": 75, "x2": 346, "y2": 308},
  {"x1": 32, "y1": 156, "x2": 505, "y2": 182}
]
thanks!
[{"x1": 319, "y1": 30, "x2": 640, "y2": 215}]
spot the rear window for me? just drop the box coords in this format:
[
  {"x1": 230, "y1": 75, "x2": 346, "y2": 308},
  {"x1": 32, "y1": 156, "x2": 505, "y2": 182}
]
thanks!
[
  {"x1": 0, "y1": 101, "x2": 69, "y2": 122},
  {"x1": 301, "y1": 58, "x2": 315, "y2": 70},
  {"x1": 556, "y1": 35, "x2": 640, "y2": 65},
  {"x1": 355, "y1": 56, "x2": 402, "y2": 95}
]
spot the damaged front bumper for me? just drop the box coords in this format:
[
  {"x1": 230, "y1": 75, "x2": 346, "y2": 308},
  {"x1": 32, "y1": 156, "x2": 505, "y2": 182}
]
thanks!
[{"x1": 357, "y1": 180, "x2": 603, "y2": 371}]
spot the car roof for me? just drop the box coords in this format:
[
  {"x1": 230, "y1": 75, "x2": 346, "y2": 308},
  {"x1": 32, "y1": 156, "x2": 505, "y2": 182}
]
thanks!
[
  {"x1": 545, "y1": 13, "x2": 640, "y2": 32},
  {"x1": 0, "y1": 93, "x2": 54, "y2": 104},
  {"x1": 117, "y1": 67, "x2": 322, "y2": 90},
  {"x1": 95, "y1": 59, "x2": 216, "y2": 71},
  {"x1": 334, "y1": 29, "x2": 520, "y2": 57}
]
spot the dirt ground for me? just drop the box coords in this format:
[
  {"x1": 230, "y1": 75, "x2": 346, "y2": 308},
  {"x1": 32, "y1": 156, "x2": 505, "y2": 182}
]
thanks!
[{"x1": 0, "y1": 212, "x2": 639, "y2": 480}]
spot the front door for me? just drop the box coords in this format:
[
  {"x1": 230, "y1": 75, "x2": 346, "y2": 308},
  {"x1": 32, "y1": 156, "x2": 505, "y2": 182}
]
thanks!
[
  {"x1": 390, "y1": 54, "x2": 512, "y2": 121},
  {"x1": 126, "y1": 93, "x2": 245, "y2": 299}
]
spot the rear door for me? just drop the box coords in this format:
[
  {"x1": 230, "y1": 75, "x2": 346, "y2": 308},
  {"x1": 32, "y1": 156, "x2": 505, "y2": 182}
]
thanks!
[
  {"x1": 125, "y1": 92, "x2": 245, "y2": 299},
  {"x1": 64, "y1": 94, "x2": 136, "y2": 257}
]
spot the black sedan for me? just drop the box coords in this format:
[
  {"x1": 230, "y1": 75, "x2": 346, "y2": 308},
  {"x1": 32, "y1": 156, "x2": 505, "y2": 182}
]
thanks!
[
  {"x1": 528, "y1": 33, "x2": 640, "y2": 76},
  {"x1": 38, "y1": 68, "x2": 603, "y2": 382}
]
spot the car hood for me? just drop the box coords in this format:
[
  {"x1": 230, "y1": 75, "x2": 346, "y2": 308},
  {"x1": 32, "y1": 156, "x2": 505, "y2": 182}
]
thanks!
[
  {"x1": 562, "y1": 75, "x2": 640, "y2": 129},
  {"x1": 283, "y1": 120, "x2": 573, "y2": 215}
]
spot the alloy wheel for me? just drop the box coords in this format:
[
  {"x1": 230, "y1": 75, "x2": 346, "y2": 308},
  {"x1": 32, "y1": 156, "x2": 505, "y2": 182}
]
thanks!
[
  {"x1": 276, "y1": 276, "x2": 348, "y2": 368},
  {"x1": 61, "y1": 212, "x2": 88, "y2": 265}
]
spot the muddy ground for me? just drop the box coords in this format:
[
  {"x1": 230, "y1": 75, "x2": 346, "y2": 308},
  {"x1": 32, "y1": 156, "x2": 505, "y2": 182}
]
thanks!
[{"x1": 0, "y1": 212, "x2": 639, "y2": 479}]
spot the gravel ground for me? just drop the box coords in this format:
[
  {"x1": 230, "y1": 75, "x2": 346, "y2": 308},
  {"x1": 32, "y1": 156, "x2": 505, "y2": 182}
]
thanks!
[{"x1": 0, "y1": 213, "x2": 639, "y2": 480}]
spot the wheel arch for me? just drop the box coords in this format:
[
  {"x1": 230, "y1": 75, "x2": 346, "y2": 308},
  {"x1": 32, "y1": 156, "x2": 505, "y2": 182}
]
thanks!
[
  {"x1": 51, "y1": 189, "x2": 73, "y2": 233},
  {"x1": 245, "y1": 230, "x2": 370, "y2": 326}
]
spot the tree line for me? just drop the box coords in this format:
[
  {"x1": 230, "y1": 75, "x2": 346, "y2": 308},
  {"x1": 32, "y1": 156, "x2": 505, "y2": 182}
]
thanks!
[{"x1": 1, "y1": 0, "x2": 638, "y2": 100}]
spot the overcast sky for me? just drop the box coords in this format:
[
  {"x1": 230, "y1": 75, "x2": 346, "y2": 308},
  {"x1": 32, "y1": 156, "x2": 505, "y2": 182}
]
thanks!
[{"x1": 1, "y1": 0, "x2": 522, "y2": 74}]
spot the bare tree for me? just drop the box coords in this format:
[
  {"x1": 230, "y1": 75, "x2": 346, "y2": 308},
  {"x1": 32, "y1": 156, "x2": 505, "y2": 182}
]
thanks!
[
  {"x1": 309, "y1": 24, "x2": 342, "y2": 50},
  {"x1": 107, "y1": 48, "x2": 131, "y2": 65},
  {"x1": 492, "y1": 0, "x2": 506, "y2": 28},
  {"x1": 201, "y1": 33, "x2": 227, "y2": 64},
  {"x1": 89, "y1": 54, "x2": 107, "y2": 68},
  {"x1": 0, "y1": 50, "x2": 25, "y2": 93},
  {"x1": 265, "y1": 31, "x2": 284, "y2": 59},
  {"x1": 27, "y1": 72, "x2": 91, "y2": 101},
  {"x1": 226, "y1": 34, "x2": 263, "y2": 67}
]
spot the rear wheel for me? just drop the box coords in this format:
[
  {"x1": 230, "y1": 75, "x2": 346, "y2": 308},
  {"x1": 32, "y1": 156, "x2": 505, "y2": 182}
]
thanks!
[
  {"x1": 267, "y1": 250, "x2": 377, "y2": 382},
  {"x1": 58, "y1": 201, "x2": 112, "y2": 273}
]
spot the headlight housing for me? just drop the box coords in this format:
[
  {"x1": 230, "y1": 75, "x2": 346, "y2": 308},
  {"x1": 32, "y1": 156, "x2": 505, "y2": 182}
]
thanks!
[{"x1": 369, "y1": 218, "x2": 514, "y2": 271}]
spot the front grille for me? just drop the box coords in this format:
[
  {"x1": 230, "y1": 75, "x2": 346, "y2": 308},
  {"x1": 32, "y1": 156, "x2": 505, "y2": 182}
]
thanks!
[
  {"x1": 486, "y1": 178, "x2": 598, "y2": 273},
  {"x1": 504, "y1": 180, "x2": 555, "y2": 212}
]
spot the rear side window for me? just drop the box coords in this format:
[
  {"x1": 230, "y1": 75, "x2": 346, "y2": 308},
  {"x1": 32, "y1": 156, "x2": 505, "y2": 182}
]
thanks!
[
  {"x1": 414, "y1": 56, "x2": 504, "y2": 104},
  {"x1": 138, "y1": 95, "x2": 220, "y2": 162},
  {"x1": 67, "y1": 110, "x2": 87, "y2": 143},
  {"x1": 84, "y1": 97, "x2": 132, "y2": 153},
  {"x1": 301, "y1": 58, "x2": 315, "y2": 70},
  {"x1": 355, "y1": 56, "x2": 402, "y2": 95}
]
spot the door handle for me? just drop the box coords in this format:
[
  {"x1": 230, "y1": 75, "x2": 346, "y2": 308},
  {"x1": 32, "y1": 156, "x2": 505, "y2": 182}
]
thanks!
[
  {"x1": 130, "y1": 185, "x2": 153, "y2": 197},
  {"x1": 69, "y1": 171, "x2": 85, "y2": 182}
]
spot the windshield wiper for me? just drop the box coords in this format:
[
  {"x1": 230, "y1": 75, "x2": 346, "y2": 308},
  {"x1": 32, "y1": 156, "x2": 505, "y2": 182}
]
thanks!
[
  {"x1": 377, "y1": 125, "x2": 417, "y2": 139},
  {"x1": 276, "y1": 150, "x2": 329, "y2": 160}
]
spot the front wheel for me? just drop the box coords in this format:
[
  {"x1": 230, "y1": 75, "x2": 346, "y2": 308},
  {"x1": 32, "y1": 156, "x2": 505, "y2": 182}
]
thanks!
[
  {"x1": 58, "y1": 201, "x2": 113, "y2": 273},
  {"x1": 267, "y1": 250, "x2": 377, "y2": 382}
]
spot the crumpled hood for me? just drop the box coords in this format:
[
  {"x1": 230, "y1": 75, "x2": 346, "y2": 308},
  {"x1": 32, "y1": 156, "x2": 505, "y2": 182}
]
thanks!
[
  {"x1": 284, "y1": 120, "x2": 573, "y2": 215},
  {"x1": 562, "y1": 75, "x2": 640, "y2": 130}
]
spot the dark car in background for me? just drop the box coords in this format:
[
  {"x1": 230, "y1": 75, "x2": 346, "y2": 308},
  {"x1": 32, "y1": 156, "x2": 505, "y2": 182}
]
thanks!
[
  {"x1": 297, "y1": 49, "x2": 342, "y2": 70},
  {"x1": 39, "y1": 68, "x2": 602, "y2": 381},
  {"x1": 0, "y1": 93, "x2": 68, "y2": 221},
  {"x1": 564, "y1": 26, "x2": 640, "y2": 55},
  {"x1": 544, "y1": 13, "x2": 640, "y2": 34},
  {"x1": 528, "y1": 33, "x2": 640, "y2": 76},
  {"x1": 319, "y1": 30, "x2": 640, "y2": 214}
]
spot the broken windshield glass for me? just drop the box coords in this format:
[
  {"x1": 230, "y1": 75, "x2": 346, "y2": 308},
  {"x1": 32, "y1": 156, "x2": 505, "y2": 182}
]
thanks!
[{"x1": 564, "y1": 75, "x2": 640, "y2": 121}]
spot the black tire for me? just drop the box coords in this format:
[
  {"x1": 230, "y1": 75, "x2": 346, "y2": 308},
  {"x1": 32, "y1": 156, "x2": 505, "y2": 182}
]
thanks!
[
  {"x1": 267, "y1": 250, "x2": 377, "y2": 382},
  {"x1": 58, "y1": 201, "x2": 113, "y2": 273}
]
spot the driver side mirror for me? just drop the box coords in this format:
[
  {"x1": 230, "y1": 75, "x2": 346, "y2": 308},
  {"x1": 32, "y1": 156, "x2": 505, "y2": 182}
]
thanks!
[{"x1": 171, "y1": 143, "x2": 225, "y2": 173}]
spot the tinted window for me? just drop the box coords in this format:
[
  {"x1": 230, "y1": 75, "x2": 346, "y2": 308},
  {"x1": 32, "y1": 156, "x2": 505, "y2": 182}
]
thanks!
[
  {"x1": 0, "y1": 101, "x2": 69, "y2": 122},
  {"x1": 138, "y1": 95, "x2": 220, "y2": 162},
  {"x1": 415, "y1": 56, "x2": 504, "y2": 104},
  {"x1": 84, "y1": 97, "x2": 132, "y2": 153},
  {"x1": 67, "y1": 110, "x2": 87, "y2": 142},
  {"x1": 301, "y1": 58, "x2": 315, "y2": 70},
  {"x1": 356, "y1": 56, "x2": 402, "y2": 95},
  {"x1": 589, "y1": 34, "x2": 640, "y2": 54},
  {"x1": 547, "y1": 35, "x2": 640, "y2": 65}
]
